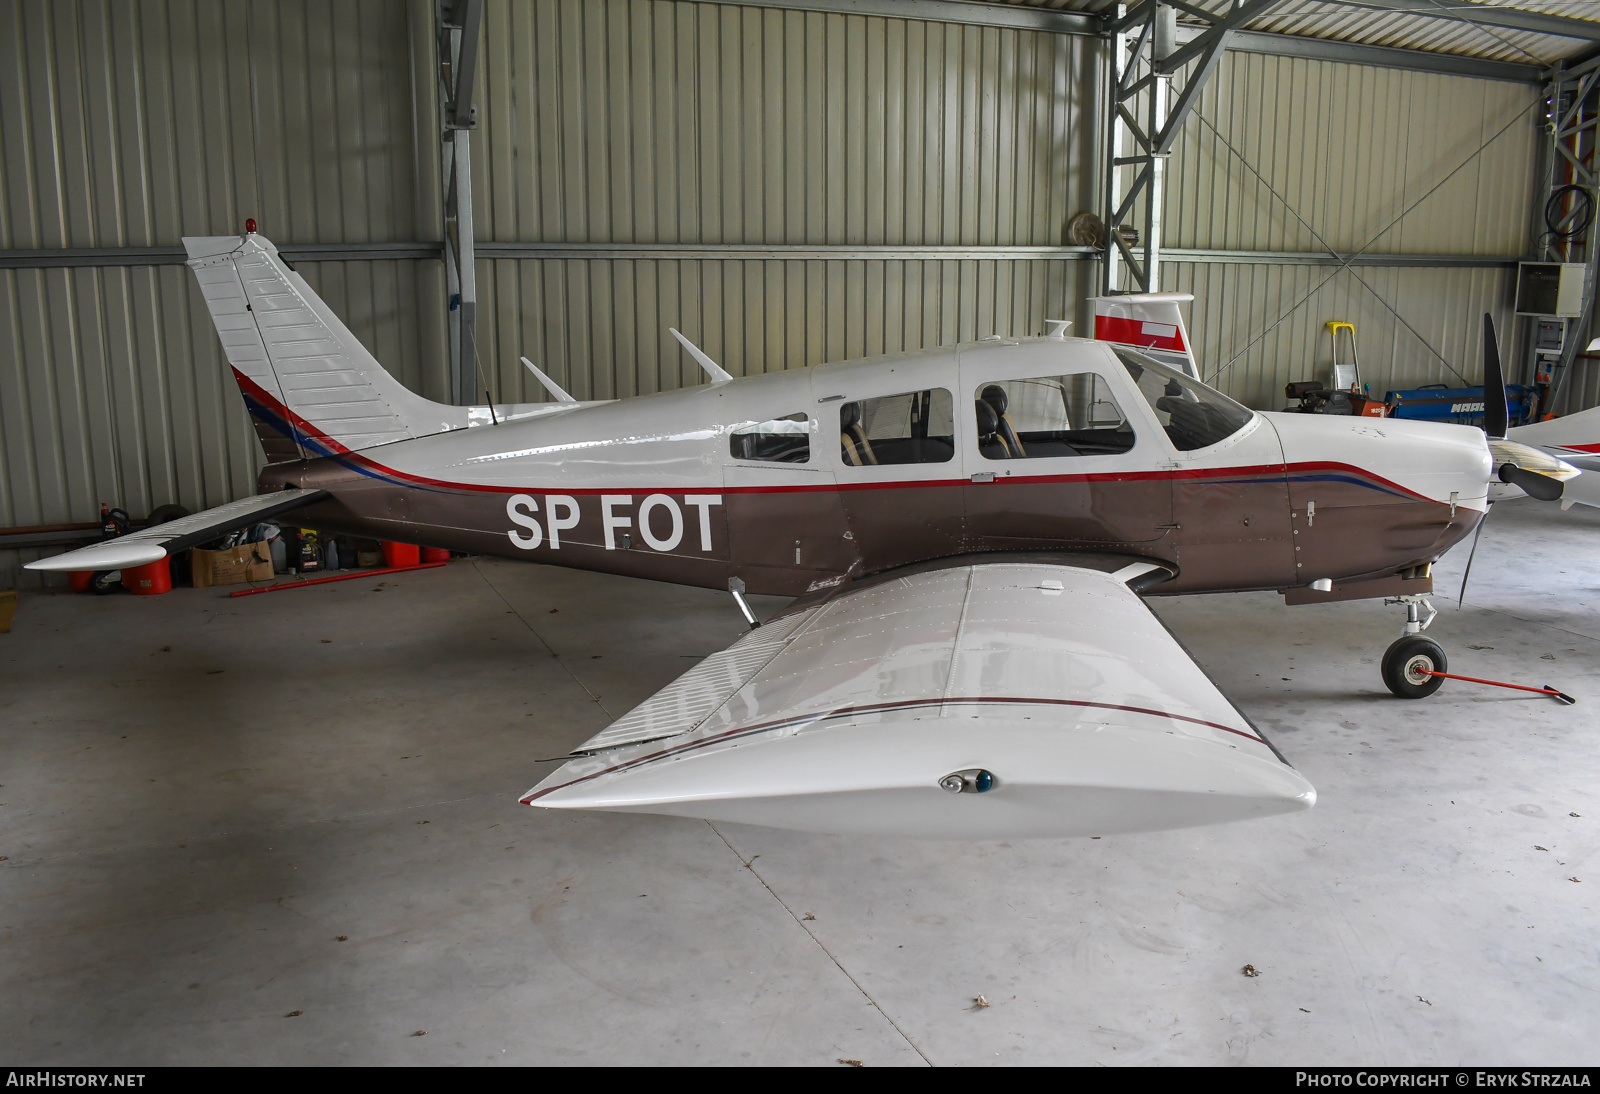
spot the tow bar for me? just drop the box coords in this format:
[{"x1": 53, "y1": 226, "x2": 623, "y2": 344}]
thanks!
[{"x1": 1424, "y1": 670, "x2": 1575, "y2": 705}]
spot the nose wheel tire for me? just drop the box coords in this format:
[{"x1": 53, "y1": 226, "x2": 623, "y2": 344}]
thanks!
[{"x1": 1382, "y1": 635, "x2": 1447, "y2": 699}]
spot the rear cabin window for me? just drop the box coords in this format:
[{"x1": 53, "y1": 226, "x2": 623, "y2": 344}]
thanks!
[
  {"x1": 730, "y1": 412, "x2": 811, "y2": 463},
  {"x1": 973, "y1": 373, "x2": 1135, "y2": 461},
  {"x1": 1111, "y1": 345, "x2": 1253, "y2": 451},
  {"x1": 839, "y1": 389, "x2": 954, "y2": 466}
]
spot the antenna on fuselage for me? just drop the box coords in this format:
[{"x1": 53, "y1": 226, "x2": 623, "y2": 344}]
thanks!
[
  {"x1": 668, "y1": 328, "x2": 733, "y2": 383},
  {"x1": 519, "y1": 356, "x2": 577, "y2": 404}
]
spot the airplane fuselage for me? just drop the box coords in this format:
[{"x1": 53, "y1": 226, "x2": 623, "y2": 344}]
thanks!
[{"x1": 257, "y1": 337, "x2": 1491, "y2": 598}]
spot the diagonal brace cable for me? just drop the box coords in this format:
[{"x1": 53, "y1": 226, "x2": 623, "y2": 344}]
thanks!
[{"x1": 1206, "y1": 99, "x2": 1538, "y2": 384}]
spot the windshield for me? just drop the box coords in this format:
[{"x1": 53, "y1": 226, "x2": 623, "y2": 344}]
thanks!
[{"x1": 1111, "y1": 345, "x2": 1254, "y2": 451}]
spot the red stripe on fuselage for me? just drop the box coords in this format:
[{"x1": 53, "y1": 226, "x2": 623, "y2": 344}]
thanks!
[
  {"x1": 233, "y1": 368, "x2": 358, "y2": 456},
  {"x1": 240, "y1": 369, "x2": 1451, "y2": 507}
]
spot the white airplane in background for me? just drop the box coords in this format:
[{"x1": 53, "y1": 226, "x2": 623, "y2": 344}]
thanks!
[
  {"x1": 26, "y1": 231, "x2": 1584, "y2": 840},
  {"x1": 1508, "y1": 400, "x2": 1600, "y2": 510}
]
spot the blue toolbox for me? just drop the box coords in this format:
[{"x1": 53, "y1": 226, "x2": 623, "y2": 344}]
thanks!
[{"x1": 1384, "y1": 384, "x2": 1531, "y2": 426}]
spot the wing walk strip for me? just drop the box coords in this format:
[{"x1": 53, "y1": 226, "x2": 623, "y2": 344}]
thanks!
[
  {"x1": 523, "y1": 696, "x2": 1267, "y2": 803},
  {"x1": 570, "y1": 606, "x2": 831, "y2": 753}
]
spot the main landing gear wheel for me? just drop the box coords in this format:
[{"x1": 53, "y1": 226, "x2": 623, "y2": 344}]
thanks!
[{"x1": 1382, "y1": 635, "x2": 1447, "y2": 699}]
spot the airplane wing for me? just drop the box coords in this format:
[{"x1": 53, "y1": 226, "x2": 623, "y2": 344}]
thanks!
[
  {"x1": 524, "y1": 558, "x2": 1315, "y2": 839},
  {"x1": 24, "y1": 488, "x2": 327, "y2": 572}
]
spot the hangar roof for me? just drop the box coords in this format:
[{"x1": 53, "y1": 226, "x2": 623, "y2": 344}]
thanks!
[{"x1": 992, "y1": 0, "x2": 1600, "y2": 66}]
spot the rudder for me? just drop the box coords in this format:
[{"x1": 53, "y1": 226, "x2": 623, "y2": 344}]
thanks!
[{"x1": 1090, "y1": 291, "x2": 1198, "y2": 378}]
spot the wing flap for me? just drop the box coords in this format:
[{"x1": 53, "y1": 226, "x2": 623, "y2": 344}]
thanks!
[
  {"x1": 525, "y1": 560, "x2": 1314, "y2": 839},
  {"x1": 24, "y1": 489, "x2": 326, "y2": 573}
]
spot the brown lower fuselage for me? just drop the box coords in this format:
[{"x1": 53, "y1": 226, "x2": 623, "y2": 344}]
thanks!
[{"x1": 260, "y1": 450, "x2": 1478, "y2": 599}]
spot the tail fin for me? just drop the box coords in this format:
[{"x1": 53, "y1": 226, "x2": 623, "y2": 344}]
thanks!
[
  {"x1": 185, "y1": 233, "x2": 467, "y2": 458},
  {"x1": 1090, "y1": 292, "x2": 1198, "y2": 378}
]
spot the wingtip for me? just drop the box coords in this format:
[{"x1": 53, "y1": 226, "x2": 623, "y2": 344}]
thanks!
[{"x1": 24, "y1": 544, "x2": 167, "y2": 572}]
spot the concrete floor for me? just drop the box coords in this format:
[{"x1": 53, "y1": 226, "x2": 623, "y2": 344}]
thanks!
[{"x1": 2, "y1": 498, "x2": 1596, "y2": 1066}]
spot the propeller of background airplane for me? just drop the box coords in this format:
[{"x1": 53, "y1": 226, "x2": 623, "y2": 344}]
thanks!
[{"x1": 1459, "y1": 313, "x2": 1577, "y2": 605}]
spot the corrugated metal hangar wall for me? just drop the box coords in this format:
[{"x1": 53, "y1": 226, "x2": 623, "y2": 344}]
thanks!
[{"x1": 0, "y1": 0, "x2": 1558, "y2": 586}]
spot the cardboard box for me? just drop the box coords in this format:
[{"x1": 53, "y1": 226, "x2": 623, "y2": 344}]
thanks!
[{"x1": 190, "y1": 543, "x2": 274, "y2": 587}]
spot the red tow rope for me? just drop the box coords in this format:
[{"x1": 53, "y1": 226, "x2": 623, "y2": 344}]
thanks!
[
  {"x1": 1424, "y1": 670, "x2": 1575, "y2": 705},
  {"x1": 228, "y1": 561, "x2": 446, "y2": 597}
]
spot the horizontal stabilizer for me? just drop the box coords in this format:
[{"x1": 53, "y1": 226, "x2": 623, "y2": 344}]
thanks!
[
  {"x1": 25, "y1": 489, "x2": 325, "y2": 572},
  {"x1": 524, "y1": 560, "x2": 1314, "y2": 839}
]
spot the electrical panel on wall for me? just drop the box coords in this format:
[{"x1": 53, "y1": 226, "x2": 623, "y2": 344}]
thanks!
[{"x1": 1515, "y1": 263, "x2": 1586, "y2": 317}]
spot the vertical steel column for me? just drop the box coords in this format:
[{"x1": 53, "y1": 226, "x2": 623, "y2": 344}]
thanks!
[
  {"x1": 1103, "y1": 2, "x2": 1156, "y2": 294},
  {"x1": 1523, "y1": 71, "x2": 1559, "y2": 387},
  {"x1": 438, "y1": 0, "x2": 483, "y2": 408},
  {"x1": 1144, "y1": 9, "x2": 1173, "y2": 294},
  {"x1": 1100, "y1": 0, "x2": 1281, "y2": 295},
  {"x1": 1538, "y1": 61, "x2": 1600, "y2": 414},
  {"x1": 1103, "y1": 7, "x2": 1132, "y2": 293}
]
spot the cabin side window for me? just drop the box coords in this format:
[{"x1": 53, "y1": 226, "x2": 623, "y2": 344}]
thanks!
[
  {"x1": 839, "y1": 389, "x2": 955, "y2": 466},
  {"x1": 730, "y1": 412, "x2": 812, "y2": 463},
  {"x1": 973, "y1": 373, "x2": 1134, "y2": 460}
]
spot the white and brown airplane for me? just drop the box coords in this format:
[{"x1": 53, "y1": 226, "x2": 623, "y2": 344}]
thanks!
[{"x1": 27, "y1": 232, "x2": 1583, "y2": 840}]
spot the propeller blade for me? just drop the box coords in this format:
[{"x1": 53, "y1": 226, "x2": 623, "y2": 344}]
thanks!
[
  {"x1": 1482, "y1": 312, "x2": 1509, "y2": 440},
  {"x1": 1456, "y1": 504, "x2": 1490, "y2": 608},
  {"x1": 1498, "y1": 462, "x2": 1565, "y2": 501}
]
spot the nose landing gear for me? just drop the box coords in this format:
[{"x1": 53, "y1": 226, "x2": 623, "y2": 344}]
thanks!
[{"x1": 1381, "y1": 594, "x2": 1445, "y2": 699}]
